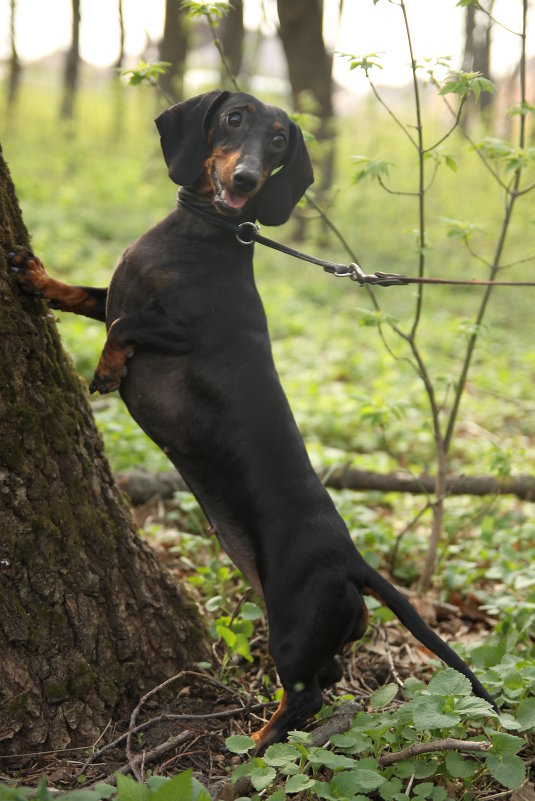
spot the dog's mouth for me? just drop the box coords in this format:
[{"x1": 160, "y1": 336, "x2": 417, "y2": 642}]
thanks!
[{"x1": 211, "y1": 165, "x2": 250, "y2": 214}]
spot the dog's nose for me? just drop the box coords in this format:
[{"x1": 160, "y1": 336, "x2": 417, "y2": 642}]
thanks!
[{"x1": 233, "y1": 167, "x2": 260, "y2": 194}]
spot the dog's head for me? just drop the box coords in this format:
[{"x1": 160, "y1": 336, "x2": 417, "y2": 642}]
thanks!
[{"x1": 155, "y1": 91, "x2": 314, "y2": 226}]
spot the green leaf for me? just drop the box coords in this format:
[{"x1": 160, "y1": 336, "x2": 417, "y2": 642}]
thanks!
[
  {"x1": 444, "y1": 751, "x2": 476, "y2": 779},
  {"x1": 412, "y1": 698, "x2": 461, "y2": 732},
  {"x1": 337, "y1": 51, "x2": 384, "y2": 74},
  {"x1": 263, "y1": 742, "x2": 302, "y2": 767},
  {"x1": 517, "y1": 697, "x2": 535, "y2": 730},
  {"x1": 215, "y1": 623, "x2": 236, "y2": 648},
  {"x1": 285, "y1": 774, "x2": 316, "y2": 794},
  {"x1": 151, "y1": 771, "x2": 210, "y2": 801},
  {"x1": 330, "y1": 731, "x2": 370, "y2": 753},
  {"x1": 454, "y1": 696, "x2": 495, "y2": 718},
  {"x1": 266, "y1": 792, "x2": 287, "y2": 801},
  {"x1": 428, "y1": 669, "x2": 472, "y2": 698},
  {"x1": 205, "y1": 595, "x2": 223, "y2": 612},
  {"x1": 370, "y1": 683, "x2": 398, "y2": 709},
  {"x1": 241, "y1": 601, "x2": 264, "y2": 620},
  {"x1": 486, "y1": 753, "x2": 526, "y2": 790},
  {"x1": 379, "y1": 778, "x2": 403, "y2": 801},
  {"x1": 439, "y1": 70, "x2": 496, "y2": 101},
  {"x1": 306, "y1": 747, "x2": 357, "y2": 769},
  {"x1": 250, "y1": 766, "x2": 277, "y2": 792},
  {"x1": 92, "y1": 784, "x2": 117, "y2": 799},
  {"x1": 226, "y1": 734, "x2": 256, "y2": 754},
  {"x1": 489, "y1": 731, "x2": 525, "y2": 755},
  {"x1": 331, "y1": 767, "x2": 386, "y2": 794},
  {"x1": 115, "y1": 774, "x2": 151, "y2": 801},
  {"x1": 351, "y1": 155, "x2": 393, "y2": 184},
  {"x1": 181, "y1": 1, "x2": 230, "y2": 23}
]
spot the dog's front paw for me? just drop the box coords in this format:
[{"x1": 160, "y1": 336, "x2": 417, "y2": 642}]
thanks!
[{"x1": 8, "y1": 247, "x2": 48, "y2": 296}]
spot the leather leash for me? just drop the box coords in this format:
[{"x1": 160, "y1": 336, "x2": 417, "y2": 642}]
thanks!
[{"x1": 177, "y1": 196, "x2": 535, "y2": 289}]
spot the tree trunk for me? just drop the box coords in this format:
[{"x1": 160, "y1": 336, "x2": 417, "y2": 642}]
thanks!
[
  {"x1": 159, "y1": 0, "x2": 189, "y2": 103},
  {"x1": 276, "y1": 0, "x2": 335, "y2": 193},
  {"x1": 7, "y1": 0, "x2": 21, "y2": 108},
  {"x1": 60, "y1": 0, "x2": 81, "y2": 118},
  {"x1": 462, "y1": 0, "x2": 495, "y2": 115},
  {"x1": 114, "y1": 0, "x2": 126, "y2": 70},
  {"x1": 220, "y1": 0, "x2": 244, "y2": 88},
  {"x1": 0, "y1": 146, "x2": 208, "y2": 755}
]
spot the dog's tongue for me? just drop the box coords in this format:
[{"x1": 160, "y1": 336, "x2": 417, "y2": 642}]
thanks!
[{"x1": 224, "y1": 189, "x2": 248, "y2": 210}]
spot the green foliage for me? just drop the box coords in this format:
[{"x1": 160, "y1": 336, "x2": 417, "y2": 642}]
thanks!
[
  {"x1": 439, "y1": 70, "x2": 496, "y2": 102},
  {"x1": 220, "y1": 667, "x2": 529, "y2": 797},
  {"x1": 337, "y1": 52, "x2": 384, "y2": 74},
  {"x1": 0, "y1": 771, "x2": 210, "y2": 801},
  {"x1": 351, "y1": 155, "x2": 393, "y2": 184},
  {"x1": 120, "y1": 61, "x2": 171, "y2": 88},
  {"x1": 181, "y1": 0, "x2": 230, "y2": 24}
]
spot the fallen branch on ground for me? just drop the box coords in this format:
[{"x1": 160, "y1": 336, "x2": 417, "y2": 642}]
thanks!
[{"x1": 116, "y1": 467, "x2": 535, "y2": 505}]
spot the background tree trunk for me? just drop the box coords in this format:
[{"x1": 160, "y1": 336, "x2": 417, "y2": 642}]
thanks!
[
  {"x1": 60, "y1": 0, "x2": 81, "y2": 118},
  {"x1": 462, "y1": 0, "x2": 495, "y2": 116},
  {"x1": 220, "y1": 0, "x2": 244, "y2": 88},
  {"x1": 277, "y1": 0, "x2": 335, "y2": 194},
  {"x1": 0, "y1": 145, "x2": 208, "y2": 755},
  {"x1": 159, "y1": 0, "x2": 189, "y2": 103},
  {"x1": 7, "y1": 0, "x2": 21, "y2": 108},
  {"x1": 114, "y1": 0, "x2": 126, "y2": 71}
]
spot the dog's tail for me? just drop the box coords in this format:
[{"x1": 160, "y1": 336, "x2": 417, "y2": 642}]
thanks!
[{"x1": 362, "y1": 566, "x2": 497, "y2": 711}]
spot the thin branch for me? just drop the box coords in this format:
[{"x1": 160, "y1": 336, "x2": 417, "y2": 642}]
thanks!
[
  {"x1": 399, "y1": 0, "x2": 426, "y2": 339},
  {"x1": 207, "y1": 18, "x2": 240, "y2": 91},
  {"x1": 444, "y1": 0, "x2": 529, "y2": 452},
  {"x1": 424, "y1": 96, "x2": 467, "y2": 154},
  {"x1": 470, "y1": 0, "x2": 522, "y2": 37},
  {"x1": 126, "y1": 672, "x2": 186, "y2": 781},
  {"x1": 368, "y1": 77, "x2": 418, "y2": 149},
  {"x1": 378, "y1": 738, "x2": 491, "y2": 767},
  {"x1": 377, "y1": 176, "x2": 419, "y2": 196}
]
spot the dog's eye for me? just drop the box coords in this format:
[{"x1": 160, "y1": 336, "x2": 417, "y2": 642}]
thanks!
[
  {"x1": 227, "y1": 111, "x2": 242, "y2": 127},
  {"x1": 272, "y1": 132, "x2": 286, "y2": 149}
]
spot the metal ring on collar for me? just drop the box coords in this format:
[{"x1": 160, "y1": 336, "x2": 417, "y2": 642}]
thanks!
[{"x1": 236, "y1": 221, "x2": 259, "y2": 246}]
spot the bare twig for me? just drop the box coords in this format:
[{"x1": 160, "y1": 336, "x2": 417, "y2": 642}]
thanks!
[
  {"x1": 126, "y1": 672, "x2": 186, "y2": 781},
  {"x1": 378, "y1": 737, "x2": 491, "y2": 767}
]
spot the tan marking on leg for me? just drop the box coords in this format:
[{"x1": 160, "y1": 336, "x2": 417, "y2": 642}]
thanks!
[{"x1": 251, "y1": 690, "x2": 288, "y2": 749}]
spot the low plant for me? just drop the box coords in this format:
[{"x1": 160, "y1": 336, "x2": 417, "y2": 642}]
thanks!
[{"x1": 225, "y1": 669, "x2": 531, "y2": 797}]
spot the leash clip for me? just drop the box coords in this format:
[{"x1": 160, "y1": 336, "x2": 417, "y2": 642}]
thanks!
[
  {"x1": 236, "y1": 221, "x2": 259, "y2": 246},
  {"x1": 348, "y1": 263, "x2": 409, "y2": 287}
]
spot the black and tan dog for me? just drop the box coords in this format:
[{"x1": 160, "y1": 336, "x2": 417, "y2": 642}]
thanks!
[{"x1": 10, "y1": 90, "x2": 496, "y2": 749}]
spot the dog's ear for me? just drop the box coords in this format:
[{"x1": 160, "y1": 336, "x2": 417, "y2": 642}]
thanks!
[
  {"x1": 255, "y1": 121, "x2": 314, "y2": 226},
  {"x1": 155, "y1": 91, "x2": 230, "y2": 186}
]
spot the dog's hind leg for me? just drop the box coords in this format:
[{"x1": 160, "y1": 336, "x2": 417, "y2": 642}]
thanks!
[
  {"x1": 89, "y1": 304, "x2": 193, "y2": 394},
  {"x1": 251, "y1": 679, "x2": 324, "y2": 753}
]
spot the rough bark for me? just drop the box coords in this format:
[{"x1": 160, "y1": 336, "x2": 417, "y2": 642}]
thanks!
[
  {"x1": 116, "y1": 466, "x2": 535, "y2": 506},
  {"x1": 159, "y1": 0, "x2": 189, "y2": 103},
  {"x1": 0, "y1": 146, "x2": 208, "y2": 754}
]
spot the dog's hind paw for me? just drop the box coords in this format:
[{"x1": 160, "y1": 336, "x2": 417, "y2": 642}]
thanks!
[{"x1": 89, "y1": 372, "x2": 121, "y2": 395}]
